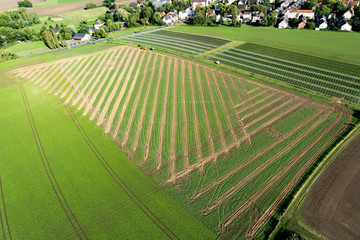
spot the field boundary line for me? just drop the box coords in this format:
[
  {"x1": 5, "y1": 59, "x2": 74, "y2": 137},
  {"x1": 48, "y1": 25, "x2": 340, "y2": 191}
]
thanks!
[
  {"x1": 36, "y1": 64, "x2": 58, "y2": 86},
  {"x1": 0, "y1": 177, "x2": 11, "y2": 240},
  {"x1": 188, "y1": 109, "x2": 326, "y2": 202},
  {"x1": 204, "y1": 109, "x2": 330, "y2": 215},
  {"x1": 234, "y1": 89, "x2": 270, "y2": 108},
  {"x1": 19, "y1": 83, "x2": 88, "y2": 240},
  {"x1": 48, "y1": 60, "x2": 78, "y2": 93},
  {"x1": 237, "y1": 91, "x2": 278, "y2": 115},
  {"x1": 112, "y1": 52, "x2": 153, "y2": 138},
  {"x1": 131, "y1": 55, "x2": 160, "y2": 151}
]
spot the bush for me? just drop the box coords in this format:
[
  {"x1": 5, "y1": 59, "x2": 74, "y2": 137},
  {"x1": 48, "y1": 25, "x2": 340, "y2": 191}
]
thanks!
[
  {"x1": 94, "y1": 30, "x2": 107, "y2": 38},
  {"x1": 85, "y1": 2, "x2": 97, "y2": 9},
  {"x1": 0, "y1": 49, "x2": 18, "y2": 63},
  {"x1": 18, "y1": 0, "x2": 32, "y2": 8}
]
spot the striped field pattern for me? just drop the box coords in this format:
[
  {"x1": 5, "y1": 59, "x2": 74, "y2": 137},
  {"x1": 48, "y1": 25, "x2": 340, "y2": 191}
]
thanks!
[{"x1": 11, "y1": 46, "x2": 348, "y2": 238}]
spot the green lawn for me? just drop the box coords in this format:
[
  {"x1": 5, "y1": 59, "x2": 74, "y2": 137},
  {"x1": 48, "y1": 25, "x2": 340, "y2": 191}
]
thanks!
[
  {"x1": 0, "y1": 44, "x2": 216, "y2": 239},
  {"x1": 170, "y1": 24, "x2": 360, "y2": 65},
  {"x1": 6, "y1": 41, "x2": 48, "y2": 57}
]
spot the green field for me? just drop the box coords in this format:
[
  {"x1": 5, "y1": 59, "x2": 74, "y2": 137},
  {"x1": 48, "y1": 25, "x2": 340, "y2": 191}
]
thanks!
[
  {"x1": 4, "y1": 41, "x2": 351, "y2": 239},
  {"x1": 169, "y1": 25, "x2": 360, "y2": 65},
  {"x1": 6, "y1": 41, "x2": 49, "y2": 57},
  {"x1": 0, "y1": 44, "x2": 216, "y2": 239}
]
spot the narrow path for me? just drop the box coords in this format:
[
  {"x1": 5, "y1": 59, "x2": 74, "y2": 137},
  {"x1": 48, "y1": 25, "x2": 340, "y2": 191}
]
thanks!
[
  {"x1": 241, "y1": 95, "x2": 286, "y2": 121},
  {"x1": 104, "y1": 51, "x2": 146, "y2": 133},
  {"x1": 234, "y1": 89, "x2": 269, "y2": 108},
  {"x1": 181, "y1": 61, "x2": 189, "y2": 170},
  {"x1": 237, "y1": 91, "x2": 278, "y2": 115},
  {"x1": 112, "y1": 53, "x2": 153, "y2": 137},
  {"x1": 229, "y1": 75, "x2": 245, "y2": 103},
  {"x1": 132, "y1": 55, "x2": 161, "y2": 151}
]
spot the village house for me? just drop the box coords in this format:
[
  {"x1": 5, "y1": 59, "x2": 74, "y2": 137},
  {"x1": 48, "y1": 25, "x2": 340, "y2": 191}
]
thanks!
[
  {"x1": 297, "y1": 14, "x2": 306, "y2": 29},
  {"x1": 344, "y1": 0, "x2": 359, "y2": 6},
  {"x1": 72, "y1": 33, "x2": 91, "y2": 41},
  {"x1": 337, "y1": 16, "x2": 352, "y2": 31},
  {"x1": 343, "y1": 6, "x2": 355, "y2": 19},
  {"x1": 94, "y1": 19, "x2": 104, "y2": 30},
  {"x1": 192, "y1": 0, "x2": 216, "y2": 7},
  {"x1": 81, "y1": 25, "x2": 95, "y2": 35},
  {"x1": 278, "y1": 16, "x2": 289, "y2": 28},
  {"x1": 315, "y1": 15, "x2": 327, "y2": 30}
]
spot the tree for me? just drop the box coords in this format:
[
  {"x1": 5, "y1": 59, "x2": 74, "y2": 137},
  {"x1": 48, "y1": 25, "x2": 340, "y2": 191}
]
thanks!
[
  {"x1": 78, "y1": 27, "x2": 89, "y2": 34},
  {"x1": 18, "y1": 0, "x2": 33, "y2": 8},
  {"x1": 140, "y1": 6, "x2": 153, "y2": 19},
  {"x1": 150, "y1": 12, "x2": 164, "y2": 25},
  {"x1": 316, "y1": 5, "x2": 331, "y2": 17},
  {"x1": 251, "y1": 3, "x2": 266, "y2": 13},
  {"x1": 85, "y1": 2, "x2": 97, "y2": 9},
  {"x1": 305, "y1": 21, "x2": 315, "y2": 29},
  {"x1": 302, "y1": 0, "x2": 317, "y2": 10},
  {"x1": 42, "y1": 29, "x2": 60, "y2": 49},
  {"x1": 262, "y1": 11, "x2": 278, "y2": 26},
  {"x1": 94, "y1": 30, "x2": 107, "y2": 38},
  {"x1": 116, "y1": 8, "x2": 130, "y2": 21},
  {"x1": 193, "y1": 12, "x2": 206, "y2": 25}
]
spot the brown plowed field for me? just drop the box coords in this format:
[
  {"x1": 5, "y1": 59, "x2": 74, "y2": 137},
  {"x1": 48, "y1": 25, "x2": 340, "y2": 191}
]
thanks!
[{"x1": 301, "y1": 133, "x2": 360, "y2": 240}]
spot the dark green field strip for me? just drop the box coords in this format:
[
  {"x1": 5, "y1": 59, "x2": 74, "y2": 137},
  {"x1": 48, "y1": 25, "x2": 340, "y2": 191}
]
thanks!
[
  {"x1": 237, "y1": 43, "x2": 360, "y2": 78},
  {"x1": 124, "y1": 36, "x2": 199, "y2": 54},
  {"x1": 209, "y1": 54, "x2": 360, "y2": 103},
  {"x1": 153, "y1": 30, "x2": 230, "y2": 46},
  {"x1": 136, "y1": 33, "x2": 216, "y2": 50},
  {"x1": 227, "y1": 48, "x2": 360, "y2": 87}
]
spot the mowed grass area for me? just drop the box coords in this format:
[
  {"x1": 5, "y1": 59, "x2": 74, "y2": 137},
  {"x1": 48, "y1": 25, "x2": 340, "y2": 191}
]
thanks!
[
  {"x1": 11, "y1": 44, "x2": 351, "y2": 239},
  {"x1": 0, "y1": 44, "x2": 215, "y2": 239},
  {"x1": 169, "y1": 25, "x2": 360, "y2": 65},
  {"x1": 6, "y1": 41, "x2": 49, "y2": 57}
]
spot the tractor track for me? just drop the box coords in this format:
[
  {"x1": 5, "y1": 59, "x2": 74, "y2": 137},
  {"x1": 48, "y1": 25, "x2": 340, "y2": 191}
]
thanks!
[
  {"x1": 169, "y1": 59, "x2": 178, "y2": 179},
  {"x1": 0, "y1": 177, "x2": 11, "y2": 240},
  {"x1": 19, "y1": 83, "x2": 87, "y2": 240}
]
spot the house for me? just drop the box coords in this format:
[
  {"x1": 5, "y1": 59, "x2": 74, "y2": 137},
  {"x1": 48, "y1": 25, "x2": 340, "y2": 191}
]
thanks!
[
  {"x1": 179, "y1": 10, "x2": 189, "y2": 19},
  {"x1": 72, "y1": 33, "x2": 91, "y2": 41},
  {"x1": 52, "y1": 26, "x2": 60, "y2": 35},
  {"x1": 152, "y1": 0, "x2": 171, "y2": 7},
  {"x1": 343, "y1": 7, "x2": 355, "y2": 19},
  {"x1": 81, "y1": 25, "x2": 95, "y2": 35},
  {"x1": 170, "y1": 12, "x2": 178, "y2": 21},
  {"x1": 278, "y1": 16, "x2": 289, "y2": 28},
  {"x1": 206, "y1": 9, "x2": 215, "y2": 16},
  {"x1": 162, "y1": 15, "x2": 172, "y2": 24},
  {"x1": 297, "y1": 15, "x2": 306, "y2": 29},
  {"x1": 226, "y1": 0, "x2": 236, "y2": 5},
  {"x1": 344, "y1": 0, "x2": 359, "y2": 6},
  {"x1": 192, "y1": 0, "x2": 208, "y2": 7},
  {"x1": 337, "y1": 16, "x2": 352, "y2": 31},
  {"x1": 94, "y1": 19, "x2": 104, "y2": 30},
  {"x1": 252, "y1": 11, "x2": 261, "y2": 22},
  {"x1": 238, "y1": 0, "x2": 248, "y2": 9},
  {"x1": 315, "y1": 15, "x2": 327, "y2": 30},
  {"x1": 283, "y1": 8, "x2": 297, "y2": 18},
  {"x1": 296, "y1": 10, "x2": 314, "y2": 19},
  {"x1": 243, "y1": 11, "x2": 252, "y2": 22}
]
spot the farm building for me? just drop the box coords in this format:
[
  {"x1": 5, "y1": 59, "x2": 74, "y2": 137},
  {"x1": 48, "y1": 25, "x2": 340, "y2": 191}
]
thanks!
[
  {"x1": 72, "y1": 33, "x2": 91, "y2": 41},
  {"x1": 94, "y1": 19, "x2": 104, "y2": 30}
]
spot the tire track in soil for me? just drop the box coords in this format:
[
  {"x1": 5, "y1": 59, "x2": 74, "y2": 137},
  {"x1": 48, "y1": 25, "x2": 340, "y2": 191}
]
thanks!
[
  {"x1": 211, "y1": 70, "x2": 237, "y2": 145},
  {"x1": 143, "y1": 57, "x2": 167, "y2": 163},
  {"x1": 83, "y1": 49, "x2": 124, "y2": 117},
  {"x1": 42, "y1": 60, "x2": 73, "y2": 89},
  {"x1": 19, "y1": 83, "x2": 88, "y2": 240},
  {"x1": 65, "y1": 52, "x2": 105, "y2": 105},
  {"x1": 188, "y1": 63, "x2": 203, "y2": 172},
  {"x1": 121, "y1": 54, "x2": 158, "y2": 145},
  {"x1": 61, "y1": 98, "x2": 180, "y2": 240},
  {"x1": 188, "y1": 109, "x2": 326, "y2": 202},
  {"x1": 204, "y1": 69, "x2": 226, "y2": 151},
  {"x1": 0, "y1": 177, "x2": 11, "y2": 240},
  {"x1": 61, "y1": 55, "x2": 95, "y2": 100},
  {"x1": 237, "y1": 91, "x2": 278, "y2": 115},
  {"x1": 72, "y1": 51, "x2": 111, "y2": 106},
  {"x1": 157, "y1": 58, "x2": 172, "y2": 170},
  {"x1": 98, "y1": 50, "x2": 142, "y2": 126},
  {"x1": 246, "y1": 107, "x2": 347, "y2": 237},
  {"x1": 49, "y1": 60, "x2": 79, "y2": 94},
  {"x1": 76, "y1": 50, "x2": 116, "y2": 110},
  {"x1": 55, "y1": 57, "x2": 91, "y2": 96},
  {"x1": 221, "y1": 109, "x2": 341, "y2": 231},
  {"x1": 234, "y1": 89, "x2": 270, "y2": 109},
  {"x1": 228, "y1": 75, "x2": 245, "y2": 103},
  {"x1": 168, "y1": 99, "x2": 306, "y2": 184},
  {"x1": 104, "y1": 51, "x2": 146, "y2": 133},
  {"x1": 168, "y1": 59, "x2": 177, "y2": 179},
  {"x1": 111, "y1": 52, "x2": 153, "y2": 137},
  {"x1": 92, "y1": 48, "x2": 134, "y2": 122},
  {"x1": 181, "y1": 61, "x2": 189, "y2": 170},
  {"x1": 203, "y1": 109, "x2": 330, "y2": 215}
]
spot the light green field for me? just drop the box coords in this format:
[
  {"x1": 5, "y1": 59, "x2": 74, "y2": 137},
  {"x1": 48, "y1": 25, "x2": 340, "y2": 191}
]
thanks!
[
  {"x1": 169, "y1": 25, "x2": 360, "y2": 65},
  {"x1": 6, "y1": 41, "x2": 48, "y2": 57},
  {"x1": 0, "y1": 44, "x2": 216, "y2": 239},
  {"x1": 6, "y1": 42, "x2": 350, "y2": 239},
  {"x1": 57, "y1": 6, "x2": 108, "y2": 23}
]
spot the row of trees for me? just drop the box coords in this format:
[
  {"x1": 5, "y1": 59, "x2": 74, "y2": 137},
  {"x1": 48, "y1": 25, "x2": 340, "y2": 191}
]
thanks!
[
  {"x1": 42, "y1": 29, "x2": 67, "y2": 49},
  {"x1": 0, "y1": 8, "x2": 40, "y2": 29}
]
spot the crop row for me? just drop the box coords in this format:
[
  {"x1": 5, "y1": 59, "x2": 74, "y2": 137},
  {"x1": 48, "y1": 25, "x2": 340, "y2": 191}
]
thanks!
[
  {"x1": 237, "y1": 43, "x2": 360, "y2": 78},
  {"x1": 229, "y1": 48, "x2": 360, "y2": 86},
  {"x1": 209, "y1": 54, "x2": 360, "y2": 103},
  {"x1": 153, "y1": 30, "x2": 230, "y2": 46}
]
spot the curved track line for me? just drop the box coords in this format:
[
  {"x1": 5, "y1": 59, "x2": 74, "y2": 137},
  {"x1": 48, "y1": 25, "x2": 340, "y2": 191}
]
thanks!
[
  {"x1": 156, "y1": 58, "x2": 172, "y2": 168},
  {"x1": 132, "y1": 55, "x2": 161, "y2": 152},
  {"x1": 143, "y1": 57, "x2": 167, "y2": 162},
  {"x1": 73, "y1": 51, "x2": 112, "y2": 107},
  {"x1": 0, "y1": 177, "x2": 11, "y2": 240},
  {"x1": 91, "y1": 48, "x2": 133, "y2": 122},
  {"x1": 19, "y1": 83, "x2": 87, "y2": 240},
  {"x1": 111, "y1": 53, "x2": 152, "y2": 137},
  {"x1": 98, "y1": 50, "x2": 142, "y2": 126}
]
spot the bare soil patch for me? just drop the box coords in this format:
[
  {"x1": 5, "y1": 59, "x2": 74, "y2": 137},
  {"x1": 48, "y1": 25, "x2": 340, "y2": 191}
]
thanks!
[{"x1": 301, "y1": 133, "x2": 360, "y2": 240}]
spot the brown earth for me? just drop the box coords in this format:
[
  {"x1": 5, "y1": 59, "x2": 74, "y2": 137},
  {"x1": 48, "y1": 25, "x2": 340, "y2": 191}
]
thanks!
[
  {"x1": 0, "y1": 0, "x2": 43, "y2": 10},
  {"x1": 301, "y1": 133, "x2": 360, "y2": 240}
]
